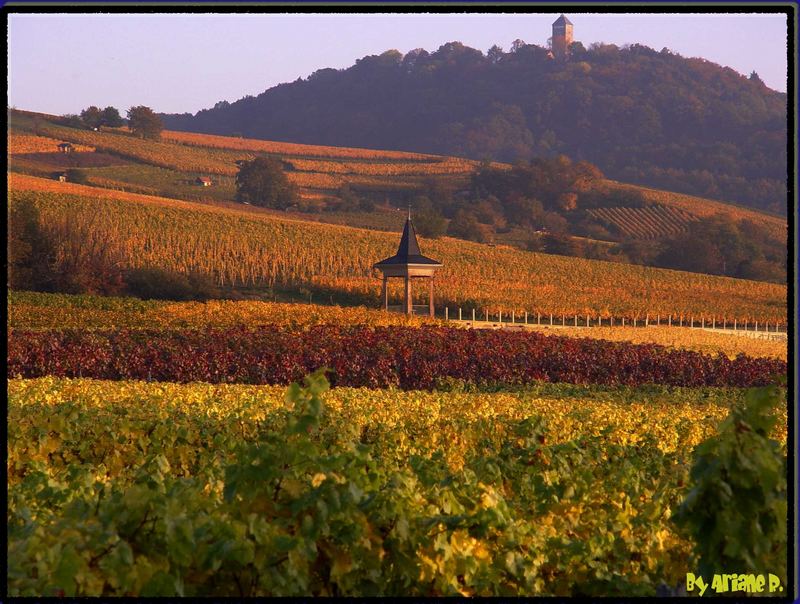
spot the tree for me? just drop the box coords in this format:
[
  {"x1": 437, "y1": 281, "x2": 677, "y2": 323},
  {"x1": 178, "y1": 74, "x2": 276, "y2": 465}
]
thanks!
[
  {"x1": 101, "y1": 106, "x2": 124, "y2": 127},
  {"x1": 127, "y1": 105, "x2": 163, "y2": 139},
  {"x1": 65, "y1": 168, "x2": 88, "y2": 184},
  {"x1": 80, "y1": 106, "x2": 103, "y2": 129},
  {"x1": 235, "y1": 157, "x2": 299, "y2": 209},
  {"x1": 411, "y1": 196, "x2": 447, "y2": 238},
  {"x1": 447, "y1": 210, "x2": 493, "y2": 243}
]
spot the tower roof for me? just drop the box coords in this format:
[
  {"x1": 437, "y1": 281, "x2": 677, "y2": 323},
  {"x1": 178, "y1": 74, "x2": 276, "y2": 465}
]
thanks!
[
  {"x1": 553, "y1": 14, "x2": 572, "y2": 26},
  {"x1": 374, "y1": 214, "x2": 442, "y2": 267}
]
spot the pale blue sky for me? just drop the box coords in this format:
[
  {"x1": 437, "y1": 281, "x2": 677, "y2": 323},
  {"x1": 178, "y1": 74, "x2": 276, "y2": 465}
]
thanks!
[{"x1": 7, "y1": 12, "x2": 789, "y2": 116}]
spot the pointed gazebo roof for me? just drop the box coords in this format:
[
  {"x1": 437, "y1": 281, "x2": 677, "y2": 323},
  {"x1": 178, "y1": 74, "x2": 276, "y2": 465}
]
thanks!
[{"x1": 374, "y1": 211, "x2": 442, "y2": 267}]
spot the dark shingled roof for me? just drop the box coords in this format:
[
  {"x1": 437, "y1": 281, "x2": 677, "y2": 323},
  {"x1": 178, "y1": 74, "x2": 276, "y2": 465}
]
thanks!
[
  {"x1": 374, "y1": 216, "x2": 442, "y2": 267},
  {"x1": 553, "y1": 14, "x2": 572, "y2": 26}
]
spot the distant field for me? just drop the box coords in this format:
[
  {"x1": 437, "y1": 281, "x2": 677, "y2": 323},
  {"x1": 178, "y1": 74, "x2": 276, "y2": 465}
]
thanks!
[
  {"x1": 9, "y1": 174, "x2": 786, "y2": 322},
  {"x1": 9, "y1": 112, "x2": 481, "y2": 199}
]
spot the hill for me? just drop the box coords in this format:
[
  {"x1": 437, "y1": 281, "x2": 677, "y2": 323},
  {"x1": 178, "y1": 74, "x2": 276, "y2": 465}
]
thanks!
[
  {"x1": 8, "y1": 110, "x2": 787, "y2": 283},
  {"x1": 8, "y1": 173, "x2": 786, "y2": 323},
  {"x1": 161, "y1": 41, "x2": 787, "y2": 215}
]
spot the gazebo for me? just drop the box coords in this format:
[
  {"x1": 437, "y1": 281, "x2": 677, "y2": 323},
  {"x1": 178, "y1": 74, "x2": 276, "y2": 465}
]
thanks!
[{"x1": 374, "y1": 210, "x2": 442, "y2": 316}]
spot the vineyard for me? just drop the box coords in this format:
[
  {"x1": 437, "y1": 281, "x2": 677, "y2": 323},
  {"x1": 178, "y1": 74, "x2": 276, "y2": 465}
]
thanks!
[
  {"x1": 7, "y1": 132, "x2": 95, "y2": 154},
  {"x1": 7, "y1": 325, "x2": 786, "y2": 389},
  {"x1": 8, "y1": 291, "x2": 786, "y2": 361},
  {"x1": 604, "y1": 181, "x2": 787, "y2": 243},
  {"x1": 9, "y1": 175, "x2": 787, "y2": 322},
  {"x1": 587, "y1": 205, "x2": 699, "y2": 240},
  {"x1": 7, "y1": 374, "x2": 787, "y2": 596}
]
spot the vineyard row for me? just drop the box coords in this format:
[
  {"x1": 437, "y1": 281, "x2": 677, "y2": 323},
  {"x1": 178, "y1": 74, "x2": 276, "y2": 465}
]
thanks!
[{"x1": 7, "y1": 325, "x2": 786, "y2": 389}]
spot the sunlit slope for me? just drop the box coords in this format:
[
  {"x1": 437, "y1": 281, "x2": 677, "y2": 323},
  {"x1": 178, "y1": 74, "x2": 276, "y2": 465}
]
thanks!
[{"x1": 9, "y1": 174, "x2": 786, "y2": 322}]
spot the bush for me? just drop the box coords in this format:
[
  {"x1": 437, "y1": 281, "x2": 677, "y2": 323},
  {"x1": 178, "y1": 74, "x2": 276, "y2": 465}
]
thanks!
[
  {"x1": 125, "y1": 268, "x2": 220, "y2": 301},
  {"x1": 65, "y1": 169, "x2": 88, "y2": 184}
]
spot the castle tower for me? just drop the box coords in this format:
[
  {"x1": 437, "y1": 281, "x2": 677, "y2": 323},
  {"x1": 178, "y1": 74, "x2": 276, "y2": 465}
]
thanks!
[{"x1": 551, "y1": 14, "x2": 573, "y2": 59}]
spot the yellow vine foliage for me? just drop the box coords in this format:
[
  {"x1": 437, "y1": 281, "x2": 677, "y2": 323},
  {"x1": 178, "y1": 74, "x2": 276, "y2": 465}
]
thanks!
[
  {"x1": 8, "y1": 376, "x2": 787, "y2": 480},
  {"x1": 9, "y1": 175, "x2": 787, "y2": 322},
  {"x1": 8, "y1": 291, "x2": 437, "y2": 331},
  {"x1": 515, "y1": 325, "x2": 786, "y2": 361}
]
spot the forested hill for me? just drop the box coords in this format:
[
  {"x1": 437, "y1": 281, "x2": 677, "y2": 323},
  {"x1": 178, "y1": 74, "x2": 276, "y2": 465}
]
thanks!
[{"x1": 162, "y1": 41, "x2": 787, "y2": 215}]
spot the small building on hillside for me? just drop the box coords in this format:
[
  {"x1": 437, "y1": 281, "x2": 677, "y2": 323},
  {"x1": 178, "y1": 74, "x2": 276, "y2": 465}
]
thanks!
[
  {"x1": 374, "y1": 210, "x2": 442, "y2": 317},
  {"x1": 58, "y1": 142, "x2": 73, "y2": 154},
  {"x1": 56, "y1": 172, "x2": 68, "y2": 182},
  {"x1": 196, "y1": 176, "x2": 213, "y2": 187}
]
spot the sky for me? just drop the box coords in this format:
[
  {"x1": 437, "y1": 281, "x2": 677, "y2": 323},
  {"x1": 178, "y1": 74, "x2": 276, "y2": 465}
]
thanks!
[{"x1": 7, "y1": 12, "x2": 789, "y2": 116}]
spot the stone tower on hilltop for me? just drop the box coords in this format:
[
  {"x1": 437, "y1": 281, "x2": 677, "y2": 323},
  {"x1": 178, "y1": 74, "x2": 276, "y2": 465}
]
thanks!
[{"x1": 551, "y1": 14, "x2": 573, "y2": 59}]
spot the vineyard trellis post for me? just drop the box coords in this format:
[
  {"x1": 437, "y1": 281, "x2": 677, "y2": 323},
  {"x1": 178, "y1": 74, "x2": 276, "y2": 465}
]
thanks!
[
  {"x1": 445, "y1": 307, "x2": 449, "y2": 321},
  {"x1": 459, "y1": 307, "x2": 462, "y2": 321},
  {"x1": 512, "y1": 311, "x2": 515, "y2": 324},
  {"x1": 472, "y1": 308, "x2": 476, "y2": 323},
  {"x1": 525, "y1": 311, "x2": 528, "y2": 324}
]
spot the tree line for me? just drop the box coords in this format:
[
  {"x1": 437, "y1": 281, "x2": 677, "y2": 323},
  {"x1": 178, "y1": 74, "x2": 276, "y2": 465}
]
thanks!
[{"x1": 59, "y1": 105, "x2": 163, "y2": 139}]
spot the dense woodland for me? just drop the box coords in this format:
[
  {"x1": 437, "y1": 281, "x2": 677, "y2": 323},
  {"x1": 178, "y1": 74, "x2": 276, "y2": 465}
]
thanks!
[{"x1": 163, "y1": 40, "x2": 787, "y2": 215}]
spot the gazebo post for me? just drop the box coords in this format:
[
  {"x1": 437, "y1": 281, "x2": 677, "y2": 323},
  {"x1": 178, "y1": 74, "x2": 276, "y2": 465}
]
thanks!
[{"x1": 374, "y1": 211, "x2": 442, "y2": 317}]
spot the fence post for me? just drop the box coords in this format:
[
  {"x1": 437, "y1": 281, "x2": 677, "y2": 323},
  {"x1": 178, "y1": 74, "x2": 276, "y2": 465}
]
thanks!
[
  {"x1": 459, "y1": 307, "x2": 462, "y2": 321},
  {"x1": 691, "y1": 316, "x2": 694, "y2": 328},
  {"x1": 486, "y1": 308, "x2": 489, "y2": 322},
  {"x1": 668, "y1": 315, "x2": 671, "y2": 327},
  {"x1": 734, "y1": 318, "x2": 736, "y2": 330},
  {"x1": 538, "y1": 313, "x2": 541, "y2": 325},
  {"x1": 645, "y1": 314, "x2": 648, "y2": 327},
  {"x1": 550, "y1": 313, "x2": 553, "y2": 326},
  {"x1": 561, "y1": 314, "x2": 565, "y2": 326},
  {"x1": 701, "y1": 317, "x2": 705, "y2": 329},
  {"x1": 633, "y1": 317, "x2": 637, "y2": 327},
  {"x1": 656, "y1": 314, "x2": 660, "y2": 326},
  {"x1": 499, "y1": 310, "x2": 502, "y2": 324},
  {"x1": 712, "y1": 317, "x2": 715, "y2": 329},
  {"x1": 622, "y1": 317, "x2": 625, "y2": 327},
  {"x1": 574, "y1": 314, "x2": 577, "y2": 327},
  {"x1": 610, "y1": 316, "x2": 614, "y2": 327},
  {"x1": 445, "y1": 307, "x2": 449, "y2": 321},
  {"x1": 586, "y1": 314, "x2": 589, "y2": 327},
  {"x1": 755, "y1": 320, "x2": 758, "y2": 332},
  {"x1": 472, "y1": 308, "x2": 476, "y2": 323},
  {"x1": 512, "y1": 311, "x2": 515, "y2": 324},
  {"x1": 525, "y1": 311, "x2": 528, "y2": 324}
]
